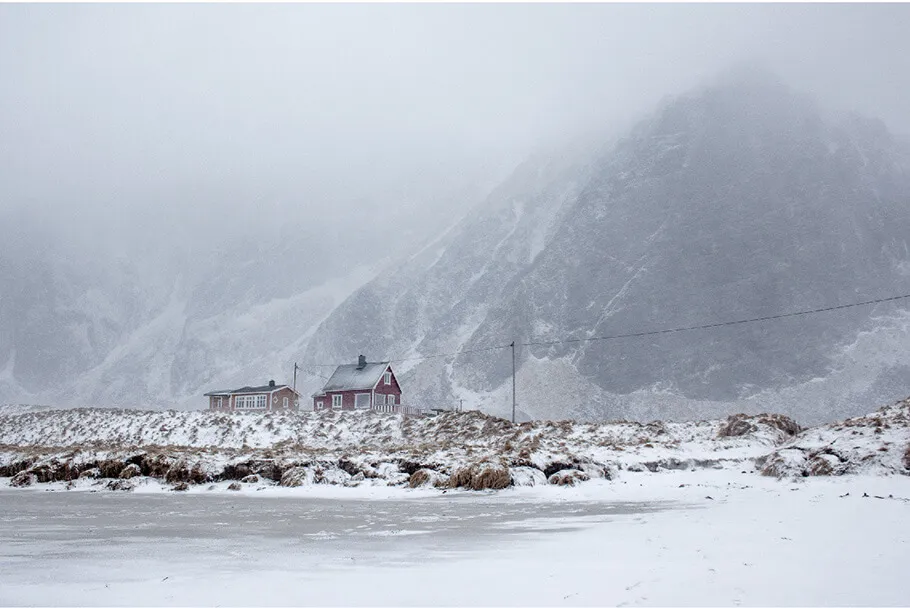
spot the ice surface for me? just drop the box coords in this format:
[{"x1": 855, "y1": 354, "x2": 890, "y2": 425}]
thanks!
[{"x1": 1, "y1": 471, "x2": 908, "y2": 606}]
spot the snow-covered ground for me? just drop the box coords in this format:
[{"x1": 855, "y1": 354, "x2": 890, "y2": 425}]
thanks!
[
  {"x1": 1, "y1": 399, "x2": 907, "y2": 492},
  {"x1": 1, "y1": 470, "x2": 908, "y2": 606}
]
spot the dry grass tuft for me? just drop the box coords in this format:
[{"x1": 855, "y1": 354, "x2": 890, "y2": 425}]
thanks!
[
  {"x1": 903, "y1": 444, "x2": 910, "y2": 471},
  {"x1": 119, "y1": 463, "x2": 141, "y2": 479},
  {"x1": 227, "y1": 481, "x2": 242, "y2": 491},
  {"x1": 9, "y1": 471, "x2": 36, "y2": 487},
  {"x1": 806, "y1": 455, "x2": 835, "y2": 476},
  {"x1": 548, "y1": 469, "x2": 590, "y2": 486},
  {"x1": 757, "y1": 414, "x2": 801, "y2": 437},
  {"x1": 408, "y1": 469, "x2": 431, "y2": 488},
  {"x1": 718, "y1": 414, "x2": 756, "y2": 438},
  {"x1": 718, "y1": 413, "x2": 800, "y2": 439},
  {"x1": 447, "y1": 464, "x2": 511, "y2": 491},
  {"x1": 106, "y1": 479, "x2": 135, "y2": 491}
]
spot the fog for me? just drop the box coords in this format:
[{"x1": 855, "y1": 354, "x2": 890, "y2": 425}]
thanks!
[
  {"x1": 3, "y1": 3, "x2": 909, "y2": 248},
  {"x1": 3, "y1": 3, "x2": 910, "y2": 414}
]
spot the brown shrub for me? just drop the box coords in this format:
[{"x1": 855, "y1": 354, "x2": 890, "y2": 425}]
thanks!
[
  {"x1": 718, "y1": 414, "x2": 755, "y2": 438},
  {"x1": 106, "y1": 479, "x2": 135, "y2": 491},
  {"x1": 227, "y1": 482, "x2": 242, "y2": 491},
  {"x1": 448, "y1": 464, "x2": 511, "y2": 491},
  {"x1": 903, "y1": 444, "x2": 910, "y2": 471},
  {"x1": 543, "y1": 462, "x2": 577, "y2": 478},
  {"x1": 408, "y1": 469, "x2": 431, "y2": 488},
  {"x1": 79, "y1": 468, "x2": 101, "y2": 479},
  {"x1": 241, "y1": 474, "x2": 259, "y2": 484},
  {"x1": 548, "y1": 469, "x2": 590, "y2": 486},
  {"x1": 171, "y1": 482, "x2": 189, "y2": 491},
  {"x1": 0, "y1": 460, "x2": 32, "y2": 478},
  {"x1": 806, "y1": 455, "x2": 835, "y2": 476},
  {"x1": 97, "y1": 459, "x2": 125, "y2": 478},
  {"x1": 188, "y1": 465, "x2": 209, "y2": 484},
  {"x1": 719, "y1": 413, "x2": 800, "y2": 439},
  {"x1": 398, "y1": 461, "x2": 423, "y2": 476},
  {"x1": 757, "y1": 414, "x2": 801, "y2": 437},
  {"x1": 473, "y1": 466, "x2": 511, "y2": 490},
  {"x1": 164, "y1": 461, "x2": 189, "y2": 484},
  {"x1": 119, "y1": 463, "x2": 141, "y2": 479},
  {"x1": 9, "y1": 471, "x2": 36, "y2": 487}
]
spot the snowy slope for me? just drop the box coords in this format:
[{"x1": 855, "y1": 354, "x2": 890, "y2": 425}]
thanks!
[
  {"x1": 761, "y1": 397, "x2": 910, "y2": 476},
  {"x1": 3, "y1": 397, "x2": 907, "y2": 491}
]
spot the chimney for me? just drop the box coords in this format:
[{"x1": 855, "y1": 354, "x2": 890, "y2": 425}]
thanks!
[
  {"x1": 269, "y1": 379, "x2": 276, "y2": 388},
  {"x1": 357, "y1": 355, "x2": 367, "y2": 369}
]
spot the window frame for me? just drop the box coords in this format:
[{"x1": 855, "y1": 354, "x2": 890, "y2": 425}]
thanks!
[
  {"x1": 383, "y1": 371, "x2": 392, "y2": 386},
  {"x1": 331, "y1": 394, "x2": 343, "y2": 410}
]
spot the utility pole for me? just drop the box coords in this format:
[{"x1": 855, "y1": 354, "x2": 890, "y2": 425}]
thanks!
[
  {"x1": 460, "y1": 398, "x2": 463, "y2": 413},
  {"x1": 510, "y1": 341, "x2": 516, "y2": 423},
  {"x1": 293, "y1": 362, "x2": 299, "y2": 394}
]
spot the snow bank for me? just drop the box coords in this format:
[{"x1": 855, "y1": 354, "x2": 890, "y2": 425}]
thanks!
[
  {"x1": 1, "y1": 401, "x2": 905, "y2": 490},
  {"x1": 761, "y1": 397, "x2": 910, "y2": 477}
]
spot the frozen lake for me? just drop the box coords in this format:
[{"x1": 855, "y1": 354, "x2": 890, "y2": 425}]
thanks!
[
  {"x1": 0, "y1": 489, "x2": 659, "y2": 574},
  {"x1": 2, "y1": 472, "x2": 909, "y2": 606}
]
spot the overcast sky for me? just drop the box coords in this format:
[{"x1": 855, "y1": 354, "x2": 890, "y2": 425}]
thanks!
[{"x1": 2, "y1": 3, "x2": 909, "y2": 238}]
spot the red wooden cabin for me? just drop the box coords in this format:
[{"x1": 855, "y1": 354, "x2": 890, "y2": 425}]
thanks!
[{"x1": 313, "y1": 355, "x2": 403, "y2": 412}]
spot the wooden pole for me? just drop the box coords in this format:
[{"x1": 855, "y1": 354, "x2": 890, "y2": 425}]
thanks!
[
  {"x1": 293, "y1": 362, "x2": 299, "y2": 394},
  {"x1": 511, "y1": 341, "x2": 516, "y2": 423}
]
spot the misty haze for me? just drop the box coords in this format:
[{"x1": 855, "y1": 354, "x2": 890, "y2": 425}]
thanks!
[
  {"x1": 3, "y1": 4, "x2": 910, "y2": 608},
  {"x1": 2, "y1": 3, "x2": 910, "y2": 425}
]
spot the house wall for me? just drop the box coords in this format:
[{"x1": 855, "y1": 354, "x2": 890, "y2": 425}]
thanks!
[
  {"x1": 270, "y1": 387, "x2": 300, "y2": 411},
  {"x1": 209, "y1": 395, "x2": 230, "y2": 410},
  {"x1": 373, "y1": 369, "x2": 403, "y2": 404},
  {"x1": 316, "y1": 390, "x2": 367, "y2": 411},
  {"x1": 209, "y1": 387, "x2": 300, "y2": 412},
  {"x1": 313, "y1": 366, "x2": 404, "y2": 411}
]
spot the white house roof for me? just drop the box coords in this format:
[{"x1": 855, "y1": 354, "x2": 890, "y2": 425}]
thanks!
[
  {"x1": 204, "y1": 383, "x2": 295, "y2": 397},
  {"x1": 322, "y1": 362, "x2": 390, "y2": 392}
]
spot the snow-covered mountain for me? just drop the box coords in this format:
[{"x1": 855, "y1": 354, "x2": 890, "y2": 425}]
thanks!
[
  {"x1": 302, "y1": 69, "x2": 910, "y2": 424},
  {"x1": 5, "y1": 68, "x2": 910, "y2": 423},
  {"x1": 0, "y1": 178, "x2": 496, "y2": 409}
]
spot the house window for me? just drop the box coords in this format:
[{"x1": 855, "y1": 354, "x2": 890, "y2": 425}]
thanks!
[
  {"x1": 375, "y1": 394, "x2": 385, "y2": 406},
  {"x1": 332, "y1": 394, "x2": 343, "y2": 410},
  {"x1": 256, "y1": 394, "x2": 267, "y2": 408},
  {"x1": 355, "y1": 393, "x2": 371, "y2": 409},
  {"x1": 316, "y1": 401, "x2": 324, "y2": 410},
  {"x1": 387, "y1": 394, "x2": 395, "y2": 406},
  {"x1": 283, "y1": 397, "x2": 289, "y2": 408},
  {"x1": 383, "y1": 371, "x2": 392, "y2": 385}
]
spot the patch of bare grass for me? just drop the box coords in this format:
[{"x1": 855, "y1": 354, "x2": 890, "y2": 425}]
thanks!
[{"x1": 447, "y1": 463, "x2": 511, "y2": 490}]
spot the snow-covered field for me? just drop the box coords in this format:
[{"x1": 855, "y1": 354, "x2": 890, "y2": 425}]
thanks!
[
  {"x1": 1, "y1": 399, "x2": 907, "y2": 492},
  {"x1": 0, "y1": 400, "x2": 908, "y2": 605},
  {"x1": 1, "y1": 470, "x2": 908, "y2": 606}
]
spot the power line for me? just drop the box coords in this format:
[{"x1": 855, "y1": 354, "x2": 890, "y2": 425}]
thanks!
[
  {"x1": 522, "y1": 292, "x2": 910, "y2": 347},
  {"x1": 303, "y1": 343, "x2": 511, "y2": 367},
  {"x1": 299, "y1": 291, "x2": 910, "y2": 368}
]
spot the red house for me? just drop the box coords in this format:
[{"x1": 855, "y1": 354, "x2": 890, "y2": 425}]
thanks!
[
  {"x1": 313, "y1": 355, "x2": 403, "y2": 412},
  {"x1": 204, "y1": 380, "x2": 300, "y2": 412}
]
